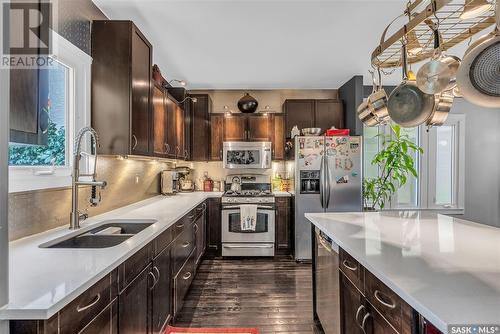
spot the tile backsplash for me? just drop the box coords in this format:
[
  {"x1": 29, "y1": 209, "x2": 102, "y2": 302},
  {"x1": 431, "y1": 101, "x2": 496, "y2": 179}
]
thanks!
[{"x1": 8, "y1": 156, "x2": 175, "y2": 241}]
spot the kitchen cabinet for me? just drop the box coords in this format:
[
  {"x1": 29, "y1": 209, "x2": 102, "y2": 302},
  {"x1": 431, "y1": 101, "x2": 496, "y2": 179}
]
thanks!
[
  {"x1": 210, "y1": 114, "x2": 224, "y2": 161},
  {"x1": 175, "y1": 102, "x2": 186, "y2": 159},
  {"x1": 271, "y1": 114, "x2": 285, "y2": 160},
  {"x1": 91, "y1": 20, "x2": 153, "y2": 156},
  {"x1": 283, "y1": 99, "x2": 344, "y2": 159},
  {"x1": 275, "y1": 197, "x2": 293, "y2": 255},
  {"x1": 165, "y1": 95, "x2": 178, "y2": 159},
  {"x1": 79, "y1": 300, "x2": 118, "y2": 334},
  {"x1": 194, "y1": 203, "x2": 207, "y2": 265},
  {"x1": 151, "y1": 247, "x2": 172, "y2": 334},
  {"x1": 340, "y1": 273, "x2": 366, "y2": 334},
  {"x1": 205, "y1": 197, "x2": 221, "y2": 257},
  {"x1": 9, "y1": 68, "x2": 49, "y2": 146},
  {"x1": 186, "y1": 94, "x2": 211, "y2": 161},
  {"x1": 223, "y1": 114, "x2": 272, "y2": 142},
  {"x1": 152, "y1": 84, "x2": 168, "y2": 157}
]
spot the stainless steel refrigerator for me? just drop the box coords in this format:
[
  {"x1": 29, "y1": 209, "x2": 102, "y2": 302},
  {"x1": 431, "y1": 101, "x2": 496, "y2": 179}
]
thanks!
[{"x1": 294, "y1": 136, "x2": 362, "y2": 261}]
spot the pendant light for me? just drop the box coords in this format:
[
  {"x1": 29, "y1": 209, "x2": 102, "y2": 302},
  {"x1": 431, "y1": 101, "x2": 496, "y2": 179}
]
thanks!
[{"x1": 460, "y1": 0, "x2": 492, "y2": 20}]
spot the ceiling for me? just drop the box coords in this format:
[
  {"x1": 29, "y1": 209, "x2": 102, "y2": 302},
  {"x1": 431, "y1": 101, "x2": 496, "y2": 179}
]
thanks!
[{"x1": 93, "y1": 0, "x2": 471, "y2": 90}]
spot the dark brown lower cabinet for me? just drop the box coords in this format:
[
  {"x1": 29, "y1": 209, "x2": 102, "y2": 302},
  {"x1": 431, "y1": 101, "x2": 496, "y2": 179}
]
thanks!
[
  {"x1": 79, "y1": 299, "x2": 118, "y2": 334},
  {"x1": 152, "y1": 247, "x2": 172, "y2": 334},
  {"x1": 118, "y1": 264, "x2": 152, "y2": 334},
  {"x1": 194, "y1": 209, "x2": 207, "y2": 265},
  {"x1": 205, "y1": 197, "x2": 221, "y2": 257},
  {"x1": 366, "y1": 304, "x2": 398, "y2": 334},
  {"x1": 275, "y1": 197, "x2": 293, "y2": 256},
  {"x1": 340, "y1": 273, "x2": 365, "y2": 334}
]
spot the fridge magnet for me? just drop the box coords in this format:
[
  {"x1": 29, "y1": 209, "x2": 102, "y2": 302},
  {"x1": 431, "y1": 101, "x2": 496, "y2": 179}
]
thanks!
[
  {"x1": 336, "y1": 175, "x2": 349, "y2": 184},
  {"x1": 344, "y1": 158, "x2": 354, "y2": 171}
]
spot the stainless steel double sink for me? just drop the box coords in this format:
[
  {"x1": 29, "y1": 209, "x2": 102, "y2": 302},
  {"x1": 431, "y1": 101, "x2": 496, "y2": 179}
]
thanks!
[{"x1": 39, "y1": 219, "x2": 157, "y2": 249}]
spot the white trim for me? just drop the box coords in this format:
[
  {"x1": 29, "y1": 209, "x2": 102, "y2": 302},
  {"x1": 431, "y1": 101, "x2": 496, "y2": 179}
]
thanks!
[{"x1": 8, "y1": 30, "x2": 92, "y2": 193}]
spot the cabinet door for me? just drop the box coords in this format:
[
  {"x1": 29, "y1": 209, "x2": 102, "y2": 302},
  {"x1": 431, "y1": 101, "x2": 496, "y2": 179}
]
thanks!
[
  {"x1": 223, "y1": 115, "x2": 247, "y2": 141},
  {"x1": 119, "y1": 265, "x2": 152, "y2": 334},
  {"x1": 205, "y1": 198, "x2": 221, "y2": 257},
  {"x1": 271, "y1": 114, "x2": 285, "y2": 160},
  {"x1": 194, "y1": 211, "x2": 206, "y2": 265},
  {"x1": 80, "y1": 300, "x2": 118, "y2": 334},
  {"x1": 130, "y1": 27, "x2": 152, "y2": 156},
  {"x1": 165, "y1": 96, "x2": 177, "y2": 158},
  {"x1": 175, "y1": 103, "x2": 185, "y2": 159},
  {"x1": 247, "y1": 115, "x2": 271, "y2": 141},
  {"x1": 152, "y1": 85, "x2": 168, "y2": 157},
  {"x1": 340, "y1": 273, "x2": 365, "y2": 334},
  {"x1": 189, "y1": 95, "x2": 210, "y2": 161},
  {"x1": 152, "y1": 248, "x2": 172, "y2": 334},
  {"x1": 210, "y1": 114, "x2": 224, "y2": 161},
  {"x1": 365, "y1": 305, "x2": 398, "y2": 334},
  {"x1": 284, "y1": 100, "x2": 315, "y2": 138},
  {"x1": 315, "y1": 100, "x2": 344, "y2": 130},
  {"x1": 275, "y1": 197, "x2": 292, "y2": 255}
]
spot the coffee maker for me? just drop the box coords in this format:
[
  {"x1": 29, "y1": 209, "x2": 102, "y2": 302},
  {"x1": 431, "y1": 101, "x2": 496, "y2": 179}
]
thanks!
[{"x1": 160, "y1": 170, "x2": 179, "y2": 195}]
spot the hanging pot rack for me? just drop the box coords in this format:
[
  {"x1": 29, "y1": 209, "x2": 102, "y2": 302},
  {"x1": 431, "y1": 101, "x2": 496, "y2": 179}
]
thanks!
[{"x1": 371, "y1": 0, "x2": 497, "y2": 68}]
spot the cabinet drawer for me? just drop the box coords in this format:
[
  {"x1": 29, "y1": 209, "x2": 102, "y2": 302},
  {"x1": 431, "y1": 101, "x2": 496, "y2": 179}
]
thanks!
[
  {"x1": 154, "y1": 227, "x2": 173, "y2": 256},
  {"x1": 172, "y1": 223, "x2": 195, "y2": 274},
  {"x1": 119, "y1": 243, "x2": 152, "y2": 291},
  {"x1": 365, "y1": 270, "x2": 406, "y2": 333},
  {"x1": 173, "y1": 248, "x2": 196, "y2": 317},
  {"x1": 339, "y1": 248, "x2": 364, "y2": 293},
  {"x1": 58, "y1": 274, "x2": 114, "y2": 334}
]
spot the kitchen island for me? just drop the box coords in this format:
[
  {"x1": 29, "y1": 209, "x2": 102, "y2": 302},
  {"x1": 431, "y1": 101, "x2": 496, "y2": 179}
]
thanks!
[{"x1": 306, "y1": 211, "x2": 500, "y2": 334}]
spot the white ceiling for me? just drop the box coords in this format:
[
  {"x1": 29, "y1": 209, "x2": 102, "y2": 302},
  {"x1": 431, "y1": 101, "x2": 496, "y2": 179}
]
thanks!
[{"x1": 93, "y1": 0, "x2": 472, "y2": 89}]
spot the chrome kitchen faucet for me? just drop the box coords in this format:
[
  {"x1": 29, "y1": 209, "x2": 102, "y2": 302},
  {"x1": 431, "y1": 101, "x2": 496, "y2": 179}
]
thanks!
[{"x1": 70, "y1": 127, "x2": 107, "y2": 229}]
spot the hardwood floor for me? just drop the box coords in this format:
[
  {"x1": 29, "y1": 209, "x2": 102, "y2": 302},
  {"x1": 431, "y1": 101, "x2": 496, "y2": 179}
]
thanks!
[{"x1": 174, "y1": 258, "x2": 324, "y2": 334}]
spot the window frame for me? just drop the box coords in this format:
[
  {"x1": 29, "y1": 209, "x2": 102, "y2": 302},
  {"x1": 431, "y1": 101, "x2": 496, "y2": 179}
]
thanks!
[{"x1": 8, "y1": 30, "x2": 92, "y2": 193}]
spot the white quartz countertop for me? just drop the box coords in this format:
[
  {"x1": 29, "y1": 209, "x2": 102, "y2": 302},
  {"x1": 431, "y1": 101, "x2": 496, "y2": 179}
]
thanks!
[
  {"x1": 305, "y1": 211, "x2": 500, "y2": 333},
  {"x1": 1, "y1": 192, "x2": 223, "y2": 320}
]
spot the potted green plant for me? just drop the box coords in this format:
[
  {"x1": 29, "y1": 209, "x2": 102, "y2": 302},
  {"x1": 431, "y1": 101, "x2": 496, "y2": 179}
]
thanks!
[{"x1": 363, "y1": 124, "x2": 423, "y2": 211}]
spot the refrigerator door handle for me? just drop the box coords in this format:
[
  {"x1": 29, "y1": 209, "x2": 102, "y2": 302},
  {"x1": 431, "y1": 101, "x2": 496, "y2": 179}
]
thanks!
[
  {"x1": 325, "y1": 155, "x2": 331, "y2": 209},
  {"x1": 319, "y1": 155, "x2": 325, "y2": 209}
]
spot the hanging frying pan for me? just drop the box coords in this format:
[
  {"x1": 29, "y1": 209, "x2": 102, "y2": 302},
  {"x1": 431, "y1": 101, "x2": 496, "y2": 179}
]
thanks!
[
  {"x1": 456, "y1": 0, "x2": 500, "y2": 108},
  {"x1": 388, "y1": 44, "x2": 436, "y2": 128}
]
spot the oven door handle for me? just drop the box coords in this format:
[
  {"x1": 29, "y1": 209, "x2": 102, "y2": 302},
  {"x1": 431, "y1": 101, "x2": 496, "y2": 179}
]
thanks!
[
  {"x1": 222, "y1": 205, "x2": 275, "y2": 210},
  {"x1": 223, "y1": 245, "x2": 274, "y2": 249}
]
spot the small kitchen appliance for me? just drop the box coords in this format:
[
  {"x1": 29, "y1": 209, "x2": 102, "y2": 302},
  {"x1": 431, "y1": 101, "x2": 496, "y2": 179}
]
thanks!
[
  {"x1": 175, "y1": 166, "x2": 195, "y2": 192},
  {"x1": 223, "y1": 141, "x2": 272, "y2": 169},
  {"x1": 160, "y1": 170, "x2": 179, "y2": 195},
  {"x1": 294, "y1": 136, "x2": 363, "y2": 261},
  {"x1": 221, "y1": 174, "x2": 275, "y2": 257}
]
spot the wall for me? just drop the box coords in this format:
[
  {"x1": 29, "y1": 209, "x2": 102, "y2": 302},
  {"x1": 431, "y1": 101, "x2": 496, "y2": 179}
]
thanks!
[
  {"x1": 9, "y1": 156, "x2": 176, "y2": 241},
  {"x1": 450, "y1": 99, "x2": 500, "y2": 228},
  {"x1": 192, "y1": 89, "x2": 339, "y2": 113}
]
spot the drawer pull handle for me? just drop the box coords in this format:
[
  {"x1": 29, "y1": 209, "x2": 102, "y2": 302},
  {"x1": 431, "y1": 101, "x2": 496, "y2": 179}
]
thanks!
[
  {"x1": 182, "y1": 272, "x2": 192, "y2": 280},
  {"x1": 153, "y1": 266, "x2": 160, "y2": 282},
  {"x1": 76, "y1": 293, "x2": 101, "y2": 313},
  {"x1": 182, "y1": 242, "x2": 190, "y2": 248},
  {"x1": 374, "y1": 290, "x2": 396, "y2": 309},
  {"x1": 360, "y1": 312, "x2": 372, "y2": 334},
  {"x1": 188, "y1": 215, "x2": 195, "y2": 219},
  {"x1": 176, "y1": 223, "x2": 184, "y2": 229},
  {"x1": 343, "y1": 259, "x2": 357, "y2": 271},
  {"x1": 355, "y1": 305, "x2": 365, "y2": 326},
  {"x1": 149, "y1": 271, "x2": 158, "y2": 290}
]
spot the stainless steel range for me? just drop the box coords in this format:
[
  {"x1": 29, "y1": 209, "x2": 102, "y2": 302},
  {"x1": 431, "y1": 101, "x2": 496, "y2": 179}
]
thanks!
[{"x1": 222, "y1": 175, "x2": 275, "y2": 257}]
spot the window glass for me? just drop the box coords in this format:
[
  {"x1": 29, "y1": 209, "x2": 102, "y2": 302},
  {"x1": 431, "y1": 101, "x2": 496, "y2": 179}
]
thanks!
[
  {"x1": 363, "y1": 125, "x2": 381, "y2": 179},
  {"x1": 396, "y1": 127, "x2": 419, "y2": 207},
  {"x1": 435, "y1": 125, "x2": 454, "y2": 205},
  {"x1": 9, "y1": 59, "x2": 68, "y2": 166}
]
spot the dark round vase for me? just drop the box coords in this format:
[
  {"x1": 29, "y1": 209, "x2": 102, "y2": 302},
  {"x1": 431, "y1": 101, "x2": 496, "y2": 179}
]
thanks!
[{"x1": 237, "y1": 93, "x2": 258, "y2": 113}]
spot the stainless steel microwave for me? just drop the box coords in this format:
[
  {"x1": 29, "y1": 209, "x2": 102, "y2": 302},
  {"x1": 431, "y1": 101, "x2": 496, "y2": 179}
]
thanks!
[{"x1": 222, "y1": 141, "x2": 272, "y2": 169}]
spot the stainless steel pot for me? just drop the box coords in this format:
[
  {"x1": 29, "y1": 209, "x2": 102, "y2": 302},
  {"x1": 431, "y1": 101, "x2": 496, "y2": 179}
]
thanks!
[
  {"x1": 388, "y1": 44, "x2": 435, "y2": 128},
  {"x1": 456, "y1": 1, "x2": 500, "y2": 108},
  {"x1": 357, "y1": 69, "x2": 390, "y2": 126},
  {"x1": 426, "y1": 90, "x2": 454, "y2": 127}
]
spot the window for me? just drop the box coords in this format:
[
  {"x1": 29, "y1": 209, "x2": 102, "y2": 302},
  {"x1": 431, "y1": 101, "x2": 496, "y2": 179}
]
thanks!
[
  {"x1": 363, "y1": 114, "x2": 465, "y2": 213},
  {"x1": 8, "y1": 30, "x2": 92, "y2": 193}
]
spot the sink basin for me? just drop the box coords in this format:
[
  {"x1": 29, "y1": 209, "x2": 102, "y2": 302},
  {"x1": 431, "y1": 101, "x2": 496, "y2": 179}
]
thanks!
[{"x1": 40, "y1": 219, "x2": 156, "y2": 249}]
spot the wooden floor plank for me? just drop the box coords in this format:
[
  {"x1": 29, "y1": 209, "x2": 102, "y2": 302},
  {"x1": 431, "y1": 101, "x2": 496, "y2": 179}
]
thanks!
[{"x1": 174, "y1": 258, "x2": 324, "y2": 334}]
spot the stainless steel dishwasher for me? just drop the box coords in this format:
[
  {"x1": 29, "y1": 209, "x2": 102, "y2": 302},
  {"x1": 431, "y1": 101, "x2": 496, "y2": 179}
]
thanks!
[{"x1": 314, "y1": 227, "x2": 340, "y2": 334}]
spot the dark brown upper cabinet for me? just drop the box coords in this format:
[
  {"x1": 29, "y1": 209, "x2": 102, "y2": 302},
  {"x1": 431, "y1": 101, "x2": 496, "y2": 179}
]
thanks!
[
  {"x1": 9, "y1": 68, "x2": 49, "y2": 146},
  {"x1": 174, "y1": 101, "x2": 186, "y2": 159},
  {"x1": 186, "y1": 94, "x2": 212, "y2": 161},
  {"x1": 210, "y1": 114, "x2": 224, "y2": 161},
  {"x1": 283, "y1": 99, "x2": 344, "y2": 138},
  {"x1": 223, "y1": 114, "x2": 272, "y2": 142},
  {"x1": 91, "y1": 20, "x2": 153, "y2": 156},
  {"x1": 271, "y1": 114, "x2": 285, "y2": 160},
  {"x1": 152, "y1": 84, "x2": 168, "y2": 157}
]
